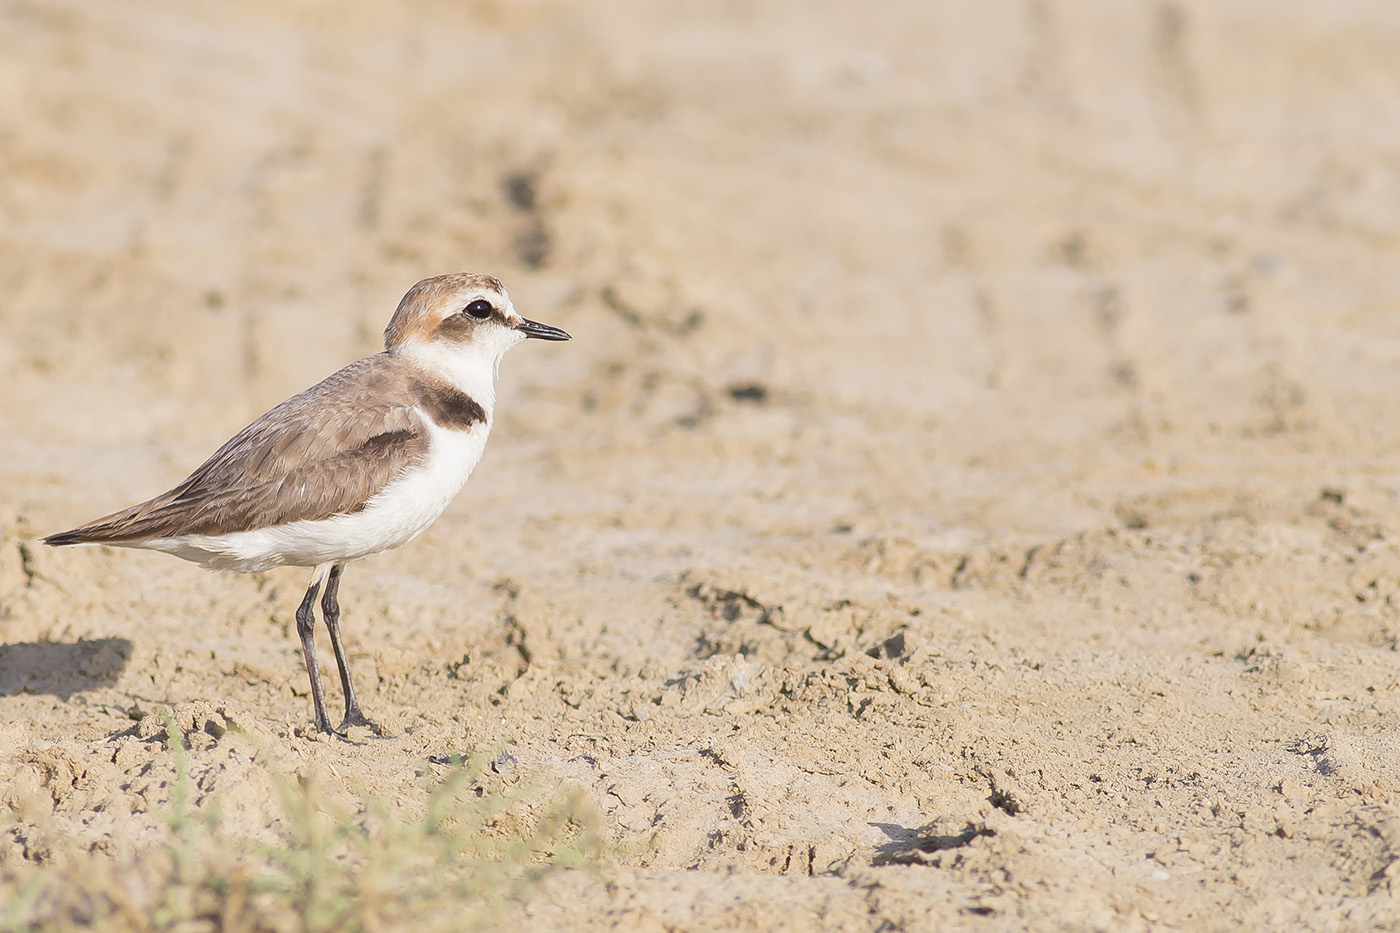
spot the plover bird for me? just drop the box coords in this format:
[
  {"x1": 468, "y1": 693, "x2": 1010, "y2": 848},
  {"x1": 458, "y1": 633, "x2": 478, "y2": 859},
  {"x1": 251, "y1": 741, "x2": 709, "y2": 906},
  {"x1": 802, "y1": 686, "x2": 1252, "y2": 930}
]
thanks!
[{"x1": 44, "y1": 273, "x2": 569, "y2": 735}]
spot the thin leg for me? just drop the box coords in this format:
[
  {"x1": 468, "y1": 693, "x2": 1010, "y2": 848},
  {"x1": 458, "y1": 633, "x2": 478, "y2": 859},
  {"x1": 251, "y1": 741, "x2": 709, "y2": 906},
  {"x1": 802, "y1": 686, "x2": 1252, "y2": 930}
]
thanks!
[
  {"x1": 296, "y1": 569, "x2": 334, "y2": 735},
  {"x1": 321, "y1": 564, "x2": 379, "y2": 733}
]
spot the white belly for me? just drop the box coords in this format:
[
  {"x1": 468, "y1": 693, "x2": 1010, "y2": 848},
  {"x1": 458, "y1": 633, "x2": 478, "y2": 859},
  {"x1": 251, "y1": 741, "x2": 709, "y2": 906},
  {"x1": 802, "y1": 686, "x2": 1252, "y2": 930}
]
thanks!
[{"x1": 137, "y1": 420, "x2": 490, "y2": 572}]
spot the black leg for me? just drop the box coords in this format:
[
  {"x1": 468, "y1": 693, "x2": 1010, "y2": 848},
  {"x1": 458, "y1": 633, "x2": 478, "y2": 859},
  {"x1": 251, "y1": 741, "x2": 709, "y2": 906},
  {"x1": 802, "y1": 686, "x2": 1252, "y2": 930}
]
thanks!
[
  {"x1": 321, "y1": 564, "x2": 379, "y2": 734},
  {"x1": 296, "y1": 578, "x2": 334, "y2": 735}
]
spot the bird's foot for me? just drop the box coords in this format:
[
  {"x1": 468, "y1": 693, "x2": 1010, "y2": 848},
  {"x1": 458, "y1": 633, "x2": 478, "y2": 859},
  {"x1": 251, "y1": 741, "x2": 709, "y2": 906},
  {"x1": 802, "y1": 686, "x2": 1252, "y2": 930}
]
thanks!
[{"x1": 337, "y1": 706, "x2": 381, "y2": 736}]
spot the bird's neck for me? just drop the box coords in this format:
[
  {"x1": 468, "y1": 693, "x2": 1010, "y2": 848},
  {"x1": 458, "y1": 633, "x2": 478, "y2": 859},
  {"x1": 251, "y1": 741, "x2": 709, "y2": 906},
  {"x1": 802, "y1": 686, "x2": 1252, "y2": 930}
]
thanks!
[{"x1": 392, "y1": 342, "x2": 499, "y2": 416}]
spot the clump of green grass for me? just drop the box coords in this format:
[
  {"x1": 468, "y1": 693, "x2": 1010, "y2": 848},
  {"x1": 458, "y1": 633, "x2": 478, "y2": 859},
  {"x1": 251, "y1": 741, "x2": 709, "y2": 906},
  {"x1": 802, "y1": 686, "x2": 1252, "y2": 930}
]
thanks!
[{"x1": 0, "y1": 722, "x2": 605, "y2": 932}]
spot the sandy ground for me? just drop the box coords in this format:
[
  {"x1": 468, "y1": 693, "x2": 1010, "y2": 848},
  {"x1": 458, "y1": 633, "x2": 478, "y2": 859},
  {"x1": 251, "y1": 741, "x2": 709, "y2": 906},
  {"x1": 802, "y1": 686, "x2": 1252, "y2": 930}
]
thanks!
[{"x1": 5, "y1": 0, "x2": 1400, "y2": 928}]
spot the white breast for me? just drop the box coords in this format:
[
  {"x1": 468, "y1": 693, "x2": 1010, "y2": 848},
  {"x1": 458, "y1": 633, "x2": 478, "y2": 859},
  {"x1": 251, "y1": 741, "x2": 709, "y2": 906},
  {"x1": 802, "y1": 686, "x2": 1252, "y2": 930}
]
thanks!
[{"x1": 142, "y1": 418, "x2": 491, "y2": 572}]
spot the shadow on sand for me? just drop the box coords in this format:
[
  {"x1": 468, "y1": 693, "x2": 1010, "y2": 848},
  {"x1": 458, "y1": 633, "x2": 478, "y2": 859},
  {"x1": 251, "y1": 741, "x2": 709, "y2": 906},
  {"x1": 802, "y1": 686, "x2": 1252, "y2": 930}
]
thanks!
[
  {"x1": 870, "y1": 821, "x2": 996, "y2": 867},
  {"x1": 0, "y1": 637, "x2": 133, "y2": 699}
]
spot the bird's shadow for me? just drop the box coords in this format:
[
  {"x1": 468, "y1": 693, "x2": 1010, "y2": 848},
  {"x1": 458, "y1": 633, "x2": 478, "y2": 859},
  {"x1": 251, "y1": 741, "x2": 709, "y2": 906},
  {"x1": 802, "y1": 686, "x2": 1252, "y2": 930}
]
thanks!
[
  {"x1": 869, "y1": 821, "x2": 995, "y2": 867},
  {"x1": 0, "y1": 638, "x2": 133, "y2": 699}
]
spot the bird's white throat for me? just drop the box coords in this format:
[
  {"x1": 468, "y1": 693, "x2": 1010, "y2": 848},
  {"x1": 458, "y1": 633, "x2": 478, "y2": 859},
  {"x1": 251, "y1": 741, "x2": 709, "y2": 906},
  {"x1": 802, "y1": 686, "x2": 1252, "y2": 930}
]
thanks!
[{"x1": 393, "y1": 327, "x2": 526, "y2": 416}]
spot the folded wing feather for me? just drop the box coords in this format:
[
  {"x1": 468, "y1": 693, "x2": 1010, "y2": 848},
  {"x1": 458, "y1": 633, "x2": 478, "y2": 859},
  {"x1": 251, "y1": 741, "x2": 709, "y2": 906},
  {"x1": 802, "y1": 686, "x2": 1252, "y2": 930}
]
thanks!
[{"x1": 45, "y1": 355, "x2": 431, "y2": 545}]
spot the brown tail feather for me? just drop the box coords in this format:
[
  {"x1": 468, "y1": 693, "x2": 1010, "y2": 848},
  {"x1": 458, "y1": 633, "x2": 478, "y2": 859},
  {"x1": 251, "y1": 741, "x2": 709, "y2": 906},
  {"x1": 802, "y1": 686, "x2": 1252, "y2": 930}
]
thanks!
[
  {"x1": 42, "y1": 499, "x2": 173, "y2": 547},
  {"x1": 42, "y1": 529, "x2": 89, "y2": 546},
  {"x1": 43, "y1": 523, "x2": 147, "y2": 547}
]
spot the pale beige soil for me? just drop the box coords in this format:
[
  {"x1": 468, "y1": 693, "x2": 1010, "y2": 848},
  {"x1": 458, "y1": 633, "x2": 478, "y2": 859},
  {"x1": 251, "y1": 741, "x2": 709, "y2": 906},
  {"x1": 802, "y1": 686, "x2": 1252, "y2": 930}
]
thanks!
[{"x1": 5, "y1": 0, "x2": 1400, "y2": 929}]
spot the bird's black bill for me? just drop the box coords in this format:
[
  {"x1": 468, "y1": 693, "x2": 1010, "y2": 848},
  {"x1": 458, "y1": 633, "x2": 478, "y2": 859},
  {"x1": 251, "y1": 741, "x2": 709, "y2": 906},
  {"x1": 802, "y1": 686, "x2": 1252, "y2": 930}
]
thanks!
[{"x1": 516, "y1": 318, "x2": 571, "y2": 341}]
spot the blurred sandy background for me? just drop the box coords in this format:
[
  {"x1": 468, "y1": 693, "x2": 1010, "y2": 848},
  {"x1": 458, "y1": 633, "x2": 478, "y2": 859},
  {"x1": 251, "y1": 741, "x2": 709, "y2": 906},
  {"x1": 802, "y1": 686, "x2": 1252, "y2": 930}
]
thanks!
[{"x1": 5, "y1": 0, "x2": 1400, "y2": 928}]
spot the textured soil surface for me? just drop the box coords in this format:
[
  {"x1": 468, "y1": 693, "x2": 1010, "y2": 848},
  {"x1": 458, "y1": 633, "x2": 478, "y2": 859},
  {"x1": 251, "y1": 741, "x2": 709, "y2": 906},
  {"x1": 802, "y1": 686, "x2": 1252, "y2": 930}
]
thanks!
[{"x1": 6, "y1": 1, "x2": 1400, "y2": 929}]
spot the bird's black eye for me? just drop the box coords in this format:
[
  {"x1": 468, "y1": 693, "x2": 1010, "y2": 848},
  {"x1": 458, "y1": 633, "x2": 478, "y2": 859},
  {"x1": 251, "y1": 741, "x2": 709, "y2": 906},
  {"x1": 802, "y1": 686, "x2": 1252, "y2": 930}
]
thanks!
[{"x1": 464, "y1": 299, "x2": 494, "y2": 319}]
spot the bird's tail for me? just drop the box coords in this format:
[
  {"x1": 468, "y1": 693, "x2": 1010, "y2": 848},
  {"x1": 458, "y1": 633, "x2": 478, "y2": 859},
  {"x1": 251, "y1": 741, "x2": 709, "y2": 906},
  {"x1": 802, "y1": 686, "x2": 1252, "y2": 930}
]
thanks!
[
  {"x1": 42, "y1": 528, "x2": 93, "y2": 547},
  {"x1": 42, "y1": 500, "x2": 171, "y2": 547}
]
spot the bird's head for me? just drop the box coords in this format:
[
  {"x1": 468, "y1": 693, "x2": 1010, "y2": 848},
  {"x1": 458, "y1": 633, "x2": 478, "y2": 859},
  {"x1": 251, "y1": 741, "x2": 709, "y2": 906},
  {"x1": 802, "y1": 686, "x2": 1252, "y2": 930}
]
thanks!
[{"x1": 384, "y1": 273, "x2": 569, "y2": 398}]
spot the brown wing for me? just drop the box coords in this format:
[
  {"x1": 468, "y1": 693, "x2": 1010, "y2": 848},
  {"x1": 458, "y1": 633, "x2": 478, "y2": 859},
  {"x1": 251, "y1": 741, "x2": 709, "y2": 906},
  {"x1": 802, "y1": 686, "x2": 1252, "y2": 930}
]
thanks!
[{"x1": 45, "y1": 354, "x2": 430, "y2": 545}]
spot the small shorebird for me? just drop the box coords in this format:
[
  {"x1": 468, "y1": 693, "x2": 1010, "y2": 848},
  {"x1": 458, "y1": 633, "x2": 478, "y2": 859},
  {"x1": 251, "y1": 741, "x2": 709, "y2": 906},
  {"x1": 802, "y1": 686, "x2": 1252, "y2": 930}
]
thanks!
[{"x1": 44, "y1": 273, "x2": 570, "y2": 735}]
